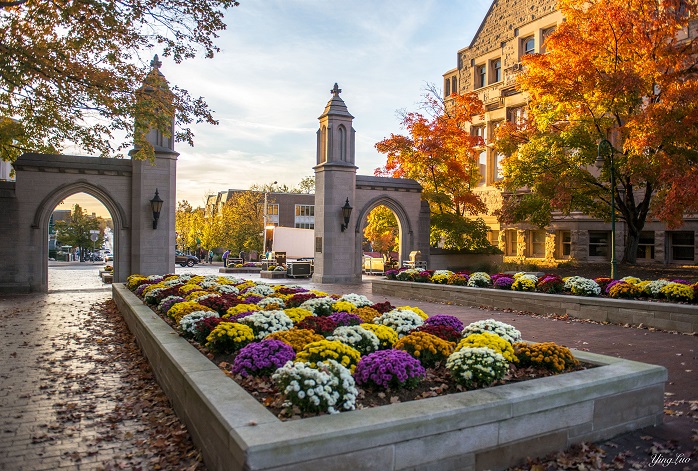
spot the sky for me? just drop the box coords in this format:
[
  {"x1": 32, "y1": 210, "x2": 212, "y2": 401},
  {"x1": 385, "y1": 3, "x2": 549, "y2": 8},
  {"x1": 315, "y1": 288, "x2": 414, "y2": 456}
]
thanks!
[{"x1": 61, "y1": 0, "x2": 493, "y2": 217}]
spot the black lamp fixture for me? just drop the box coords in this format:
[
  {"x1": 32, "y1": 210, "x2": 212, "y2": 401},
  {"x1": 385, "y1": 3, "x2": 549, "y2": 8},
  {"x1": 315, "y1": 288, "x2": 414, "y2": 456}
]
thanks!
[
  {"x1": 150, "y1": 188, "x2": 164, "y2": 229},
  {"x1": 340, "y1": 197, "x2": 353, "y2": 232}
]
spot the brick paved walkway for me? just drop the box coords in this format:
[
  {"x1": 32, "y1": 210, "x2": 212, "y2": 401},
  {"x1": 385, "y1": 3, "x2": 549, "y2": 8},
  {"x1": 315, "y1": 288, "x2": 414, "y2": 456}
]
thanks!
[{"x1": 1, "y1": 264, "x2": 695, "y2": 470}]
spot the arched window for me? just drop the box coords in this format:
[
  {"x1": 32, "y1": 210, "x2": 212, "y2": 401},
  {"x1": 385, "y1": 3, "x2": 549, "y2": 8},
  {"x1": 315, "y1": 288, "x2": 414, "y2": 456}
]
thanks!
[{"x1": 338, "y1": 125, "x2": 346, "y2": 161}]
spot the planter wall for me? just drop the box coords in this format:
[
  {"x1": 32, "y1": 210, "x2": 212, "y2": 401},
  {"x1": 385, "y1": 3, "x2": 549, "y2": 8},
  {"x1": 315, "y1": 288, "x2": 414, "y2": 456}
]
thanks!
[
  {"x1": 113, "y1": 283, "x2": 667, "y2": 471},
  {"x1": 372, "y1": 279, "x2": 698, "y2": 334},
  {"x1": 428, "y1": 251, "x2": 503, "y2": 271}
]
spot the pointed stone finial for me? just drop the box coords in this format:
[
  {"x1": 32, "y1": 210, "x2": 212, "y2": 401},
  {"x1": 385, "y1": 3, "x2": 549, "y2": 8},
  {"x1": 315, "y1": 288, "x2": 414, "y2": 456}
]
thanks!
[
  {"x1": 331, "y1": 83, "x2": 342, "y2": 97},
  {"x1": 150, "y1": 54, "x2": 162, "y2": 69}
]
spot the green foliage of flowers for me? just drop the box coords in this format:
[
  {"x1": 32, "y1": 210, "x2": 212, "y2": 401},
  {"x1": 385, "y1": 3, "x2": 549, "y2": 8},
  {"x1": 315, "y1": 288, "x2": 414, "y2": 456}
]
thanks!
[
  {"x1": 359, "y1": 323, "x2": 398, "y2": 349},
  {"x1": 266, "y1": 328, "x2": 324, "y2": 352},
  {"x1": 272, "y1": 360, "x2": 358, "y2": 414},
  {"x1": 393, "y1": 331, "x2": 455, "y2": 368},
  {"x1": 446, "y1": 347, "x2": 509, "y2": 388},
  {"x1": 660, "y1": 282, "x2": 694, "y2": 302},
  {"x1": 167, "y1": 301, "x2": 214, "y2": 323},
  {"x1": 514, "y1": 342, "x2": 579, "y2": 373},
  {"x1": 205, "y1": 322, "x2": 255, "y2": 354},
  {"x1": 642, "y1": 280, "x2": 671, "y2": 298},
  {"x1": 456, "y1": 332, "x2": 516, "y2": 363},
  {"x1": 296, "y1": 340, "x2": 362, "y2": 373},
  {"x1": 609, "y1": 282, "x2": 641, "y2": 299},
  {"x1": 511, "y1": 277, "x2": 536, "y2": 292}
]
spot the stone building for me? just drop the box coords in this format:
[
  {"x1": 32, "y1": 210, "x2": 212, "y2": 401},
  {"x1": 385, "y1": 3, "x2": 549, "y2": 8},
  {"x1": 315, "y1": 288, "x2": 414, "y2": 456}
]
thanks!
[
  {"x1": 206, "y1": 190, "x2": 316, "y2": 229},
  {"x1": 443, "y1": 0, "x2": 698, "y2": 265}
]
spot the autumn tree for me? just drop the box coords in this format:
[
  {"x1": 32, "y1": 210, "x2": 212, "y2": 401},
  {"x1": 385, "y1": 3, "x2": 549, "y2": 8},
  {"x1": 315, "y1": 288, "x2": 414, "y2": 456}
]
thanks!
[
  {"x1": 375, "y1": 88, "x2": 492, "y2": 251},
  {"x1": 175, "y1": 201, "x2": 198, "y2": 252},
  {"x1": 55, "y1": 204, "x2": 103, "y2": 261},
  {"x1": 363, "y1": 206, "x2": 399, "y2": 257},
  {"x1": 496, "y1": 0, "x2": 698, "y2": 263},
  {"x1": 219, "y1": 190, "x2": 265, "y2": 254},
  {"x1": 0, "y1": 0, "x2": 239, "y2": 163}
]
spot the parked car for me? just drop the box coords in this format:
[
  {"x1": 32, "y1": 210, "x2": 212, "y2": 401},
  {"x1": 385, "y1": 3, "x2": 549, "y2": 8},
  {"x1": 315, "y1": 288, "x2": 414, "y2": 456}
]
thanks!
[
  {"x1": 176, "y1": 251, "x2": 199, "y2": 267},
  {"x1": 104, "y1": 254, "x2": 113, "y2": 262}
]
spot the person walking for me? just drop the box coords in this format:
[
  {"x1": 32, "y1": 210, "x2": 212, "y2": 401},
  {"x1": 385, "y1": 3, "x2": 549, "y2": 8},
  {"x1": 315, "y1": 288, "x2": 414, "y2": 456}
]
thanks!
[
  {"x1": 222, "y1": 249, "x2": 230, "y2": 267},
  {"x1": 208, "y1": 249, "x2": 213, "y2": 264}
]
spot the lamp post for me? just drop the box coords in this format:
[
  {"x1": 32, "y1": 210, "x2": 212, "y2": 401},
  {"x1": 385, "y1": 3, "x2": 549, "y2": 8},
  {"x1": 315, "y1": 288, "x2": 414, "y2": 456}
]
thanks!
[
  {"x1": 594, "y1": 139, "x2": 617, "y2": 279},
  {"x1": 262, "y1": 181, "x2": 277, "y2": 257}
]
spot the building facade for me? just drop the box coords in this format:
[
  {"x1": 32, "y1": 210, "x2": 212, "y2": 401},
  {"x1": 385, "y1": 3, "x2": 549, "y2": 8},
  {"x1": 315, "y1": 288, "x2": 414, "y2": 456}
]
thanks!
[
  {"x1": 444, "y1": 0, "x2": 698, "y2": 265},
  {"x1": 206, "y1": 190, "x2": 316, "y2": 229}
]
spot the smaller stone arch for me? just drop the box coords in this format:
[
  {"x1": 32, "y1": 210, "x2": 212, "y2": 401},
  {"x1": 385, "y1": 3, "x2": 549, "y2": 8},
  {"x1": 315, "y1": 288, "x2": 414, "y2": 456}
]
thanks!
[
  {"x1": 353, "y1": 194, "x2": 415, "y2": 266},
  {"x1": 31, "y1": 179, "x2": 130, "y2": 290}
]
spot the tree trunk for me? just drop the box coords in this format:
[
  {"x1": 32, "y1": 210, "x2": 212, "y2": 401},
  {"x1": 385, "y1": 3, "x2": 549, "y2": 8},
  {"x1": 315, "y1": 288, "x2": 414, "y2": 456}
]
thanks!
[{"x1": 618, "y1": 181, "x2": 652, "y2": 265}]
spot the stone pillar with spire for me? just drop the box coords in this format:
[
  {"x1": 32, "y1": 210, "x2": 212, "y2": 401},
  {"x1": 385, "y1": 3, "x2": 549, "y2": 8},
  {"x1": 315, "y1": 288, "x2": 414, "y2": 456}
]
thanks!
[
  {"x1": 312, "y1": 84, "x2": 360, "y2": 283},
  {"x1": 129, "y1": 55, "x2": 178, "y2": 276}
]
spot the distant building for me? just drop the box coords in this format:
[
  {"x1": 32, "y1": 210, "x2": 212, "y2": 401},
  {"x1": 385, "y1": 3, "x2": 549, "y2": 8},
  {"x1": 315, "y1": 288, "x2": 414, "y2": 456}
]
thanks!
[
  {"x1": 206, "y1": 190, "x2": 315, "y2": 229},
  {"x1": 443, "y1": 0, "x2": 697, "y2": 264}
]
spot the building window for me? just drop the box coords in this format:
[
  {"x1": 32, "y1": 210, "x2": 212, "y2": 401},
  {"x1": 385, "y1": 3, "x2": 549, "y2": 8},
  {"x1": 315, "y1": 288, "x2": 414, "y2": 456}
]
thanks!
[
  {"x1": 636, "y1": 231, "x2": 655, "y2": 260},
  {"x1": 508, "y1": 106, "x2": 527, "y2": 125},
  {"x1": 476, "y1": 64, "x2": 486, "y2": 88},
  {"x1": 588, "y1": 231, "x2": 609, "y2": 258},
  {"x1": 529, "y1": 230, "x2": 546, "y2": 257},
  {"x1": 478, "y1": 150, "x2": 487, "y2": 185},
  {"x1": 505, "y1": 230, "x2": 518, "y2": 256},
  {"x1": 445, "y1": 77, "x2": 451, "y2": 96},
  {"x1": 522, "y1": 36, "x2": 535, "y2": 55},
  {"x1": 294, "y1": 204, "x2": 315, "y2": 229},
  {"x1": 495, "y1": 153, "x2": 506, "y2": 181},
  {"x1": 472, "y1": 125, "x2": 486, "y2": 145},
  {"x1": 267, "y1": 204, "x2": 279, "y2": 225},
  {"x1": 491, "y1": 59, "x2": 502, "y2": 83},
  {"x1": 488, "y1": 230, "x2": 500, "y2": 248},
  {"x1": 557, "y1": 231, "x2": 571, "y2": 258},
  {"x1": 540, "y1": 26, "x2": 556, "y2": 54},
  {"x1": 451, "y1": 76, "x2": 457, "y2": 95},
  {"x1": 669, "y1": 231, "x2": 695, "y2": 261}
]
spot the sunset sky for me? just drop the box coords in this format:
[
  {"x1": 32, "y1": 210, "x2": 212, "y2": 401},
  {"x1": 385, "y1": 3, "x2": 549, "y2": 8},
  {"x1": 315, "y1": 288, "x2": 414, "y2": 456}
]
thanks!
[{"x1": 61, "y1": 0, "x2": 492, "y2": 218}]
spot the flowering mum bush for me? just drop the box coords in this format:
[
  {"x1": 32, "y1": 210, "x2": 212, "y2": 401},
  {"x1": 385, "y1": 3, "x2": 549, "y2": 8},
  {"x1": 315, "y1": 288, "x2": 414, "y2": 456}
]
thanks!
[
  {"x1": 167, "y1": 301, "x2": 214, "y2": 323},
  {"x1": 285, "y1": 292, "x2": 318, "y2": 308},
  {"x1": 396, "y1": 268, "x2": 430, "y2": 282},
  {"x1": 514, "y1": 342, "x2": 579, "y2": 373},
  {"x1": 192, "y1": 316, "x2": 224, "y2": 344},
  {"x1": 359, "y1": 323, "x2": 398, "y2": 349},
  {"x1": 660, "y1": 282, "x2": 694, "y2": 302},
  {"x1": 331, "y1": 301, "x2": 356, "y2": 313},
  {"x1": 643, "y1": 280, "x2": 671, "y2": 298},
  {"x1": 225, "y1": 304, "x2": 260, "y2": 317},
  {"x1": 353, "y1": 306, "x2": 381, "y2": 323},
  {"x1": 180, "y1": 310, "x2": 219, "y2": 337},
  {"x1": 197, "y1": 294, "x2": 242, "y2": 315},
  {"x1": 431, "y1": 270, "x2": 454, "y2": 284},
  {"x1": 415, "y1": 324, "x2": 461, "y2": 343},
  {"x1": 299, "y1": 297, "x2": 335, "y2": 316},
  {"x1": 462, "y1": 319, "x2": 522, "y2": 344},
  {"x1": 446, "y1": 347, "x2": 509, "y2": 388},
  {"x1": 493, "y1": 276, "x2": 514, "y2": 290},
  {"x1": 327, "y1": 312, "x2": 362, "y2": 327},
  {"x1": 394, "y1": 331, "x2": 455, "y2": 368},
  {"x1": 205, "y1": 322, "x2": 255, "y2": 354},
  {"x1": 423, "y1": 314, "x2": 464, "y2": 332},
  {"x1": 237, "y1": 310, "x2": 293, "y2": 339},
  {"x1": 337, "y1": 293, "x2": 373, "y2": 308},
  {"x1": 327, "y1": 325, "x2": 380, "y2": 355},
  {"x1": 283, "y1": 307, "x2": 313, "y2": 324},
  {"x1": 158, "y1": 295, "x2": 184, "y2": 314},
  {"x1": 564, "y1": 276, "x2": 601, "y2": 296},
  {"x1": 467, "y1": 272, "x2": 492, "y2": 288},
  {"x1": 244, "y1": 284, "x2": 275, "y2": 297},
  {"x1": 267, "y1": 328, "x2": 324, "y2": 352},
  {"x1": 511, "y1": 277, "x2": 536, "y2": 292},
  {"x1": 272, "y1": 360, "x2": 358, "y2": 414},
  {"x1": 373, "y1": 309, "x2": 424, "y2": 337},
  {"x1": 295, "y1": 316, "x2": 338, "y2": 337},
  {"x1": 370, "y1": 301, "x2": 394, "y2": 314},
  {"x1": 231, "y1": 339, "x2": 296, "y2": 377},
  {"x1": 536, "y1": 274, "x2": 565, "y2": 294},
  {"x1": 609, "y1": 281, "x2": 641, "y2": 299},
  {"x1": 296, "y1": 340, "x2": 361, "y2": 373},
  {"x1": 446, "y1": 273, "x2": 469, "y2": 286},
  {"x1": 396, "y1": 306, "x2": 428, "y2": 320},
  {"x1": 354, "y1": 349, "x2": 425, "y2": 390},
  {"x1": 257, "y1": 297, "x2": 286, "y2": 309},
  {"x1": 456, "y1": 332, "x2": 516, "y2": 363}
]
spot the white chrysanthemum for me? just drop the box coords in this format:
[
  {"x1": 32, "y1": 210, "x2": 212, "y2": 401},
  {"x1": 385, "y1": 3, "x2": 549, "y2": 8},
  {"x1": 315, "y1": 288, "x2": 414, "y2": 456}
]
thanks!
[
  {"x1": 246, "y1": 284, "x2": 275, "y2": 297},
  {"x1": 373, "y1": 309, "x2": 424, "y2": 337},
  {"x1": 257, "y1": 297, "x2": 286, "y2": 309},
  {"x1": 337, "y1": 293, "x2": 373, "y2": 307},
  {"x1": 462, "y1": 319, "x2": 521, "y2": 344},
  {"x1": 467, "y1": 272, "x2": 492, "y2": 287},
  {"x1": 237, "y1": 310, "x2": 293, "y2": 339},
  {"x1": 179, "y1": 310, "x2": 219, "y2": 334},
  {"x1": 327, "y1": 325, "x2": 380, "y2": 354},
  {"x1": 299, "y1": 297, "x2": 336, "y2": 315}
]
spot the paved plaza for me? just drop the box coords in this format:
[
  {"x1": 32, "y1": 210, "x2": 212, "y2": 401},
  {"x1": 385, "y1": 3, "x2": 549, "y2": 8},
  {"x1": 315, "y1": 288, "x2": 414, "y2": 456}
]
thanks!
[{"x1": 0, "y1": 262, "x2": 695, "y2": 470}]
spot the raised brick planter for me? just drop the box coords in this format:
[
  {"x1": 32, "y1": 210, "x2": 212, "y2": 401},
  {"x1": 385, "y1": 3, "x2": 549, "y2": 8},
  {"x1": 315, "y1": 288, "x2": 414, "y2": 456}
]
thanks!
[
  {"x1": 218, "y1": 267, "x2": 263, "y2": 274},
  {"x1": 372, "y1": 279, "x2": 698, "y2": 334},
  {"x1": 113, "y1": 283, "x2": 667, "y2": 471},
  {"x1": 260, "y1": 270, "x2": 285, "y2": 279}
]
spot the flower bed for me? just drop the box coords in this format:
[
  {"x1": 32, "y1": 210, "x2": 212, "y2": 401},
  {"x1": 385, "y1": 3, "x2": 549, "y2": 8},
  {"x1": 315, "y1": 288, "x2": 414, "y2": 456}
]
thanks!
[
  {"x1": 125, "y1": 273, "x2": 588, "y2": 419},
  {"x1": 113, "y1": 280, "x2": 666, "y2": 471}
]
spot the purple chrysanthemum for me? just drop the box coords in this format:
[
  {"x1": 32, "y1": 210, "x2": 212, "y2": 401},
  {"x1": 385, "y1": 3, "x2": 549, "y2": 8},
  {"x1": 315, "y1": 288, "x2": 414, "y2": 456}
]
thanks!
[
  {"x1": 353, "y1": 349, "x2": 425, "y2": 389},
  {"x1": 231, "y1": 339, "x2": 296, "y2": 377},
  {"x1": 423, "y1": 314, "x2": 464, "y2": 332},
  {"x1": 328, "y1": 312, "x2": 362, "y2": 327}
]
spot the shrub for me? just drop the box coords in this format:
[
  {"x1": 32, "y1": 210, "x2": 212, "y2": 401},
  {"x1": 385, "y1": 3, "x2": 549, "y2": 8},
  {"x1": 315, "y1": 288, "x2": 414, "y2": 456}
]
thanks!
[
  {"x1": 272, "y1": 360, "x2": 358, "y2": 414},
  {"x1": 285, "y1": 292, "x2": 318, "y2": 308},
  {"x1": 456, "y1": 332, "x2": 516, "y2": 363},
  {"x1": 514, "y1": 342, "x2": 579, "y2": 373},
  {"x1": 462, "y1": 319, "x2": 522, "y2": 344},
  {"x1": 267, "y1": 328, "x2": 325, "y2": 352},
  {"x1": 564, "y1": 276, "x2": 601, "y2": 296},
  {"x1": 299, "y1": 297, "x2": 335, "y2": 316},
  {"x1": 536, "y1": 274, "x2": 564, "y2": 294},
  {"x1": 296, "y1": 340, "x2": 361, "y2": 373},
  {"x1": 353, "y1": 306, "x2": 381, "y2": 323},
  {"x1": 359, "y1": 323, "x2": 398, "y2": 349},
  {"x1": 353, "y1": 349, "x2": 426, "y2": 390},
  {"x1": 394, "y1": 331, "x2": 455, "y2": 368},
  {"x1": 205, "y1": 322, "x2": 255, "y2": 354},
  {"x1": 296, "y1": 316, "x2": 338, "y2": 337},
  {"x1": 493, "y1": 276, "x2": 514, "y2": 290},
  {"x1": 446, "y1": 273, "x2": 469, "y2": 286},
  {"x1": 337, "y1": 293, "x2": 373, "y2": 308},
  {"x1": 192, "y1": 316, "x2": 225, "y2": 344},
  {"x1": 331, "y1": 301, "x2": 356, "y2": 313},
  {"x1": 369, "y1": 301, "x2": 394, "y2": 314},
  {"x1": 446, "y1": 347, "x2": 509, "y2": 388},
  {"x1": 180, "y1": 310, "x2": 219, "y2": 337},
  {"x1": 431, "y1": 270, "x2": 454, "y2": 284},
  {"x1": 511, "y1": 277, "x2": 536, "y2": 292},
  {"x1": 373, "y1": 309, "x2": 424, "y2": 338},
  {"x1": 609, "y1": 282, "x2": 641, "y2": 299},
  {"x1": 415, "y1": 324, "x2": 461, "y2": 343},
  {"x1": 231, "y1": 339, "x2": 296, "y2": 377},
  {"x1": 158, "y1": 295, "x2": 184, "y2": 314},
  {"x1": 224, "y1": 303, "x2": 260, "y2": 317},
  {"x1": 237, "y1": 310, "x2": 294, "y2": 340},
  {"x1": 466, "y1": 272, "x2": 492, "y2": 288},
  {"x1": 660, "y1": 282, "x2": 694, "y2": 303},
  {"x1": 327, "y1": 326, "x2": 380, "y2": 355},
  {"x1": 167, "y1": 301, "x2": 214, "y2": 324},
  {"x1": 423, "y1": 314, "x2": 464, "y2": 332},
  {"x1": 328, "y1": 312, "x2": 362, "y2": 327},
  {"x1": 283, "y1": 307, "x2": 313, "y2": 324}
]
